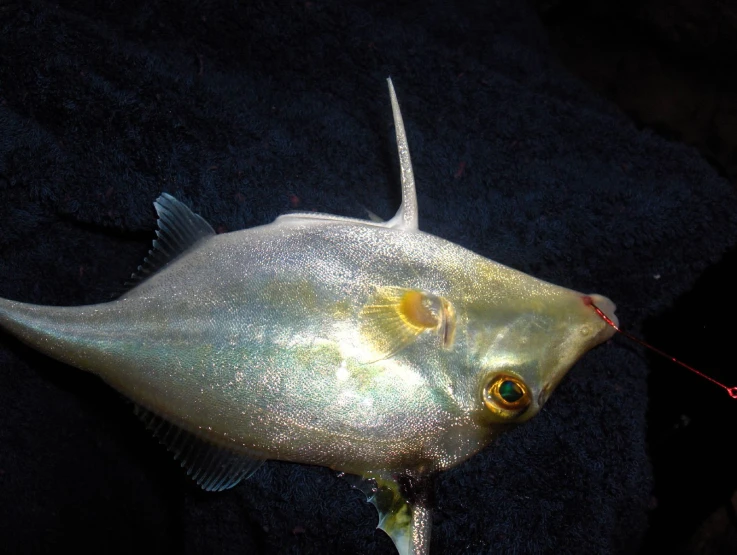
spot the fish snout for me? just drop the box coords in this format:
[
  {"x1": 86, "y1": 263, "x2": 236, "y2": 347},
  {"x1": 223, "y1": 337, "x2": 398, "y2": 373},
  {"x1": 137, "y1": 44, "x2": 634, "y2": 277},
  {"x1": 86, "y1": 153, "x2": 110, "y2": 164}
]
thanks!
[
  {"x1": 588, "y1": 294, "x2": 617, "y2": 325},
  {"x1": 584, "y1": 293, "x2": 618, "y2": 339}
]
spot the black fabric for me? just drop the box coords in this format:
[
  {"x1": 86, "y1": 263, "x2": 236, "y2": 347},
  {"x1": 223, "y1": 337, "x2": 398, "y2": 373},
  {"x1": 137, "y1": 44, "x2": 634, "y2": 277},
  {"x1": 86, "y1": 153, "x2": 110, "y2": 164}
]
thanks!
[{"x1": 1, "y1": 1, "x2": 736, "y2": 553}]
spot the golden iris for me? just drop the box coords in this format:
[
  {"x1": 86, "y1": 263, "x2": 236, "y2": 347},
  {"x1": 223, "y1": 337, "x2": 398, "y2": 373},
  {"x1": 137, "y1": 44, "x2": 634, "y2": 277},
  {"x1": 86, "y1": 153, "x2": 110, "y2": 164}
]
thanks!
[{"x1": 483, "y1": 374, "x2": 531, "y2": 417}]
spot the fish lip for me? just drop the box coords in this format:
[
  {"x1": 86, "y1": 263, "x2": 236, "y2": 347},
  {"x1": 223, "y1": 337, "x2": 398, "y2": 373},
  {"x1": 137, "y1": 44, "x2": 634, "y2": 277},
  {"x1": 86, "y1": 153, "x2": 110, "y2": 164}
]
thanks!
[{"x1": 586, "y1": 293, "x2": 618, "y2": 331}]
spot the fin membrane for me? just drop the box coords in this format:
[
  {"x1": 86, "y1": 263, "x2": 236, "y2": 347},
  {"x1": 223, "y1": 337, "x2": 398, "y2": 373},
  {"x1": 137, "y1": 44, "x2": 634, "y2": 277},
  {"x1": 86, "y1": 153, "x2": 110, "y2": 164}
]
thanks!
[
  {"x1": 128, "y1": 193, "x2": 216, "y2": 286},
  {"x1": 134, "y1": 406, "x2": 264, "y2": 492},
  {"x1": 360, "y1": 287, "x2": 456, "y2": 360},
  {"x1": 364, "y1": 207, "x2": 385, "y2": 223}
]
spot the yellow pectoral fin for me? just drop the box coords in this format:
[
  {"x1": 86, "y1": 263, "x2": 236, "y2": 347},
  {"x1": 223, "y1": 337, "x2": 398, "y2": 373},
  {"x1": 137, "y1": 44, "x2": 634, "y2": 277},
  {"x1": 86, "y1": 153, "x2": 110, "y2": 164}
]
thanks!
[{"x1": 360, "y1": 287, "x2": 456, "y2": 360}]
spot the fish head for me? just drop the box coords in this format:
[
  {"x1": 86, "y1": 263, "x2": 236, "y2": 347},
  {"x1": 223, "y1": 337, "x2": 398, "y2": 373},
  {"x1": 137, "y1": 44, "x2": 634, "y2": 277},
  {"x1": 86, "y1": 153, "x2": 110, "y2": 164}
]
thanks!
[{"x1": 455, "y1": 265, "x2": 618, "y2": 426}]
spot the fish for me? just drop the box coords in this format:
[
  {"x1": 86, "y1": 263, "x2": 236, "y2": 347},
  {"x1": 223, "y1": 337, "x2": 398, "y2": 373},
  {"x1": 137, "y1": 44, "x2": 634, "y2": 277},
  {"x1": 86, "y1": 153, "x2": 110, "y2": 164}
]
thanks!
[{"x1": 0, "y1": 78, "x2": 618, "y2": 555}]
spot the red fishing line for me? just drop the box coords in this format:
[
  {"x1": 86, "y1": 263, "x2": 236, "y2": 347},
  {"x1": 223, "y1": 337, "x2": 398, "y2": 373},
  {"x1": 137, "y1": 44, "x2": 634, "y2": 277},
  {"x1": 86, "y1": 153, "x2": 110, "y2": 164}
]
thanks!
[{"x1": 586, "y1": 300, "x2": 737, "y2": 399}]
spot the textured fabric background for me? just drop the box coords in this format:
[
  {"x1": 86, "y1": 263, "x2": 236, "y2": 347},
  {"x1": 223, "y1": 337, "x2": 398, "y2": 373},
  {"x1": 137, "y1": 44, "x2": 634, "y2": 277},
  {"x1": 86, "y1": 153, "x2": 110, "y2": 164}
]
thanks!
[{"x1": 1, "y1": 1, "x2": 736, "y2": 553}]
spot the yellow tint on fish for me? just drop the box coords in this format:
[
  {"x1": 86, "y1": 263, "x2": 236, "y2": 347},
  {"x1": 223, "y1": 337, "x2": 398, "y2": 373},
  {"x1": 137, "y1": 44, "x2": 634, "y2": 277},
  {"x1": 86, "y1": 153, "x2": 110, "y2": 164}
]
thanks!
[{"x1": 0, "y1": 79, "x2": 618, "y2": 555}]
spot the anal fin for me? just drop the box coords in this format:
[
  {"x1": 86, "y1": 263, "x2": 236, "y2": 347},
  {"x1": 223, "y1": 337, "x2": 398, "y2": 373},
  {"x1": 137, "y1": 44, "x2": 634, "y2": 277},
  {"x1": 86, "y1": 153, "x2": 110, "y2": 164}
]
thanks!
[{"x1": 134, "y1": 406, "x2": 265, "y2": 492}]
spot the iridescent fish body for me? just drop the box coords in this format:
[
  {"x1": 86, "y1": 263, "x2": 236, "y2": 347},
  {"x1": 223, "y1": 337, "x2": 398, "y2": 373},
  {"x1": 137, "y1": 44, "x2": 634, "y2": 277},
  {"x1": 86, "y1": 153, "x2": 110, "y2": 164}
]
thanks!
[{"x1": 0, "y1": 79, "x2": 618, "y2": 555}]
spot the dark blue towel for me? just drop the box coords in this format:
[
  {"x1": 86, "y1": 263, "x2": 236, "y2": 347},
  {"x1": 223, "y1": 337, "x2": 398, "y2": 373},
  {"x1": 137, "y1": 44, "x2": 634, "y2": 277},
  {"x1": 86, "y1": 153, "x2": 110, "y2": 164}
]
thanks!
[{"x1": 2, "y1": 1, "x2": 736, "y2": 553}]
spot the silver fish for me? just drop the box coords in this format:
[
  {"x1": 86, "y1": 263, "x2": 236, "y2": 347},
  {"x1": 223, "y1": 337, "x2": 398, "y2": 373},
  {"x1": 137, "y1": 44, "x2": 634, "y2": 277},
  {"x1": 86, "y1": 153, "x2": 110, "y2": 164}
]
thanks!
[{"x1": 0, "y1": 79, "x2": 618, "y2": 555}]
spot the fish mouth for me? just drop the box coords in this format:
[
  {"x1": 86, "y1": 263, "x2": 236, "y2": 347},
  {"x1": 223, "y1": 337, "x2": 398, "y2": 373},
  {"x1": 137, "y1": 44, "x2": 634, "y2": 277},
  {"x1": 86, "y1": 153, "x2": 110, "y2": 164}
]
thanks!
[
  {"x1": 585, "y1": 293, "x2": 618, "y2": 340},
  {"x1": 532, "y1": 293, "x2": 619, "y2": 410}
]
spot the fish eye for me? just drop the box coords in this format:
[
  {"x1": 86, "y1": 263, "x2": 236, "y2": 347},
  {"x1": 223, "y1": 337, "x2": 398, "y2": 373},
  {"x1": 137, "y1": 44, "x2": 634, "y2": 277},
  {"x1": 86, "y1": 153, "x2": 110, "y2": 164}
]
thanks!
[{"x1": 483, "y1": 374, "x2": 531, "y2": 418}]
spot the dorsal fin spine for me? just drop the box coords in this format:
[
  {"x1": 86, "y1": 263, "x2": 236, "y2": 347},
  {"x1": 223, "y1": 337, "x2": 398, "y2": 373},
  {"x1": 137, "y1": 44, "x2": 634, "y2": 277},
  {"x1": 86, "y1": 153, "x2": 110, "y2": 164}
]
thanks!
[{"x1": 386, "y1": 77, "x2": 419, "y2": 230}]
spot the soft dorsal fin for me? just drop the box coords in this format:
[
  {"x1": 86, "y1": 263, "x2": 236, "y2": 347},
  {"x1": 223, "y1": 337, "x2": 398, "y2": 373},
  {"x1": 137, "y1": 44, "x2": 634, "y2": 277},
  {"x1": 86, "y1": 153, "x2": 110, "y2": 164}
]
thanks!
[
  {"x1": 384, "y1": 77, "x2": 419, "y2": 230},
  {"x1": 134, "y1": 406, "x2": 265, "y2": 492},
  {"x1": 128, "y1": 193, "x2": 216, "y2": 286}
]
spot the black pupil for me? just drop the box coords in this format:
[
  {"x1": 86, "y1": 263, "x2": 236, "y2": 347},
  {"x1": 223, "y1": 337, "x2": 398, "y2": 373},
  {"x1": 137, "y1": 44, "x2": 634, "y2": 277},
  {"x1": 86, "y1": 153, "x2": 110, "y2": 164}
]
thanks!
[{"x1": 499, "y1": 380, "x2": 523, "y2": 403}]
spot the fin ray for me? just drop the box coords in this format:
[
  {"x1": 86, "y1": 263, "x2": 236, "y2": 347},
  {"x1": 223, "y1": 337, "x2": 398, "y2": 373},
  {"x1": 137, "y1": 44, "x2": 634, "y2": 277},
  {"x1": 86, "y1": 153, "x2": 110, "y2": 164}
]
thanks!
[
  {"x1": 127, "y1": 193, "x2": 216, "y2": 287},
  {"x1": 360, "y1": 287, "x2": 456, "y2": 360},
  {"x1": 134, "y1": 406, "x2": 265, "y2": 492}
]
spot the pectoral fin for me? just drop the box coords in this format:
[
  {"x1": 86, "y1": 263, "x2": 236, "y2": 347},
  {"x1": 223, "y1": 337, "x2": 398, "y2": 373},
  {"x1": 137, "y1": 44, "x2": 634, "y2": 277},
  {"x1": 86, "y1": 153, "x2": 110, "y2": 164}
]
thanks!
[
  {"x1": 360, "y1": 287, "x2": 456, "y2": 360},
  {"x1": 342, "y1": 473, "x2": 431, "y2": 555}
]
